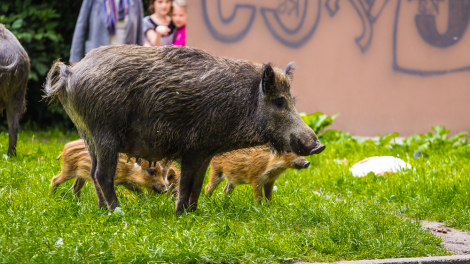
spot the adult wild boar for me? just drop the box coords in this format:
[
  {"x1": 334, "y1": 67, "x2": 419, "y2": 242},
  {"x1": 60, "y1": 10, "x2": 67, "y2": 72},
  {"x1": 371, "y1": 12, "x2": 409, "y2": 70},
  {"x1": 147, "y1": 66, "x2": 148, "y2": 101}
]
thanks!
[
  {"x1": 44, "y1": 45, "x2": 325, "y2": 215},
  {"x1": 0, "y1": 24, "x2": 30, "y2": 156}
]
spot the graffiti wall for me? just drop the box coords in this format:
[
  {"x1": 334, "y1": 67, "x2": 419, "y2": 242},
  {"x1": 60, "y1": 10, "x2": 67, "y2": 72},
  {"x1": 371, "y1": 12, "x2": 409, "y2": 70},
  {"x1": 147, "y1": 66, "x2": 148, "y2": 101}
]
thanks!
[{"x1": 187, "y1": 0, "x2": 470, "y2": 136}]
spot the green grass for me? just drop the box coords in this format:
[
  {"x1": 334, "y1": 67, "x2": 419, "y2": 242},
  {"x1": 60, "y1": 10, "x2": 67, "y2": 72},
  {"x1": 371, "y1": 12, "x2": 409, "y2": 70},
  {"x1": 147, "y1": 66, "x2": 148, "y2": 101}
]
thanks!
[
  {"x1": 312, "y1": 139, "x2": 470, "y2": 231},
  {"x1": 1, "y1": 130, "x2": 467, "y2": 263}
]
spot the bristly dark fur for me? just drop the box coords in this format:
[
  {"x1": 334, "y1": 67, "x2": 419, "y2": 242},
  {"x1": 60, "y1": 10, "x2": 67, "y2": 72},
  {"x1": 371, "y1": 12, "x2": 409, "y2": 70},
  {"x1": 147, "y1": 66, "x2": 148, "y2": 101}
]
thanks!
[
  {"x1": 44, "y1": 46, "x2": 290, "y2": 160},
  {"x1": 0, "y1": 24, "x2": 30, "y2": 157},
  {"x1": 284, "y1": 62, "x2": 296, "y2": 81},
  {"x1": 43, "y1": 45, "x2": 323, "y2": 215}
]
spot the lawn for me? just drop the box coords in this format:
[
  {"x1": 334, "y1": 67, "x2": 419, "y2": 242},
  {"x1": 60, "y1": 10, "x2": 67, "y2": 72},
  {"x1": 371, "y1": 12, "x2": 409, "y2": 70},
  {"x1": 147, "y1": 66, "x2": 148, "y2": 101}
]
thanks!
[{"x1": 0, "y1": 125, "x2": 468, "y2": 263}]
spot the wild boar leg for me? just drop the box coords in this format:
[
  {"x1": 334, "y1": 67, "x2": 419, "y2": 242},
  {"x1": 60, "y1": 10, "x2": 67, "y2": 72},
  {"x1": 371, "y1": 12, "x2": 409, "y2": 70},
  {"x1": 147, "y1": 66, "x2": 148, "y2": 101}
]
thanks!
[
  {"x1": 223, "y1": 182, "x2": 236, "y2": 195},
  {"x1": 72, "y1": 178, "x2": 86, "y2": 198},
  {"x1": 88, "y1": 150, "x2": 107, "y2": 208},
  {"x1": 263, "y1": 181, "x2": 275, "y2": 201},
  {"x1": 252, "y1": 182, "x2": 264, "y2": 202},
  {"x1": 93, "y1": 151, "x2": 119, "y2": 210},
  {"x1": 176, "y1": 154, "x2": 211, "y2": 215},
  {"x1": 205, "y1": 169, "x2": 225, "y2": 196},
  {"x1": 50, "y1": 172, "x2": 76, "y2": 193},
  {"x1": 188, "y1": 157, "x2": 212, "y2": 212},
  {"x1": 6, "y1": 104, "x2": 20, "y2": 157}
]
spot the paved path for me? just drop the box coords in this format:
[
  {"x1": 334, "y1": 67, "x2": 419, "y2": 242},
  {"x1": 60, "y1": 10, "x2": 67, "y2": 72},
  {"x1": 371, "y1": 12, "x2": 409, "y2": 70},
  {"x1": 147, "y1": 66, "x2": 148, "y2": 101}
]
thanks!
[
  {"x1": 422, "y1": 221, "x2": 470, "y2": 255},
  {"x1": 301, "y1": 220, "x2": 470, "y2": 263},
  {"x1": 304, "y1": 255, "x2": 470, "y2": 263}
]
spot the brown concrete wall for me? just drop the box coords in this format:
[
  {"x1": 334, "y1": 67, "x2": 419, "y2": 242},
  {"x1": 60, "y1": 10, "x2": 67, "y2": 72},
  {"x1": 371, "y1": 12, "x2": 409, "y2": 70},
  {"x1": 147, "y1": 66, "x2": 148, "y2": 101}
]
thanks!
[{"x1": 187, "y1": 0, "x2": 470, "y2": 136}]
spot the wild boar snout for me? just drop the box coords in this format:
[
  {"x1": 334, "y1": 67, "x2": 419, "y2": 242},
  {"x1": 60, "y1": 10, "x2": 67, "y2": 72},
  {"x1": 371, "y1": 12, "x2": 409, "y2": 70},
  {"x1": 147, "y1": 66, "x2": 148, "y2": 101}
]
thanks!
[
  {"x1": 292, "y1": 158, "x2": 310, "y2": 169},
  {"x1": 310, "y1": 142, "x2": 326, "y2": 155},
  {"x1": 302, "y1": 160, "x2": 310, "y2": 168},
  {"x1": 152, "y1": 184, "x2": 168, "y2": 194},
  {"x1": 289, "y1": 129, "x2": 325, "y2": 156}
]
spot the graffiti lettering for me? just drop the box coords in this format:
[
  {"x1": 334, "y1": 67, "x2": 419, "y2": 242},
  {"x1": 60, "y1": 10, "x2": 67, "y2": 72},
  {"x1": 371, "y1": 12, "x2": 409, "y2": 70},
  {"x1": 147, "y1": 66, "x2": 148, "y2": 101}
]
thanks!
[
  {"x1": 415, "y1": 0, "x2": 470, "y2": 48},
  {"x1": 349, "y1": 0, "x2": 389, "y2": 53},
  {"x1": 325, "y1": 0, "x2": 389, "y2": 53},
  {"x1": 201, "y1": 0, "x2": 320, "y2": 48},
  {"x1": 261, "y1": 0, "x2": 321, "y2": 48},
  {"x1": 417, "y1": 0, "x2": 444, "y2": 15},
  {"x1": 325, "y1": 0, "x2": 340, "y2": 16},
  {"x1": 201, "y1": 0, "x2": 470, "y2": 75},
  {"x1": 202, "y1": 0, "x2": 256, "y2": 43},
  {"x1": 277, "y1": 0, "x2": 301, "y2": 17},
  {"x1": 393, "y1": 0, "x2": 470, "y2": 76}
]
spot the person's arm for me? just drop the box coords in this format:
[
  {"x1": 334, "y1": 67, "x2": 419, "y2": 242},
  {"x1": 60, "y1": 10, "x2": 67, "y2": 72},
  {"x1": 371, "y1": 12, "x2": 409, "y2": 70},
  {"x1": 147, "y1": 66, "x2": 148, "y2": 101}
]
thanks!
[
  {"x1": 136, "y1": 0, "x2": 144, "y2": 45},
  {"x1": 146, "y1": 29, "x2": 162, "y2": 47},
  {"x1": 69, "y1": 0, "x2": 94, "y2": 63},
  {"x1": 146, "y1": 25, "x2": 170, "y2": 46}
]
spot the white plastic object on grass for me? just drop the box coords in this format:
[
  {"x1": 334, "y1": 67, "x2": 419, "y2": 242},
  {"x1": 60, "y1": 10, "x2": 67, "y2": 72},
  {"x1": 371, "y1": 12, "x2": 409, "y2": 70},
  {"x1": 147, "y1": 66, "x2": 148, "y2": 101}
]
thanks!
[{"x1": 349, "y1": 156, "x2": 411, "y2": 177}]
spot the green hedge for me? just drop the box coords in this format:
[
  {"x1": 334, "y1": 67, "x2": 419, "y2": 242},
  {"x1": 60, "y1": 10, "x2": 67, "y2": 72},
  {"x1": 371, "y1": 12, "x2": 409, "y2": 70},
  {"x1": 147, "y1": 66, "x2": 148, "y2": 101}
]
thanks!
[{"x1": 0, "y1": 0, "x2": 151, "y2": 130}]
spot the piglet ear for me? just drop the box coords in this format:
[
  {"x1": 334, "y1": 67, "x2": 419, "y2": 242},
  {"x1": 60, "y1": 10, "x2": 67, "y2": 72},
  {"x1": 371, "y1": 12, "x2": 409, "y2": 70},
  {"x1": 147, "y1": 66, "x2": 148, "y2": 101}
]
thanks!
[
  {"x1": 260, "y1": 63, "x2": 275, "y2": 96},
  {"x1": 167, "y1": 168, "x2": 176, "y2": 180},
  {"x1": 284, "y1": 61, "x2": 296, "y2": 81}
]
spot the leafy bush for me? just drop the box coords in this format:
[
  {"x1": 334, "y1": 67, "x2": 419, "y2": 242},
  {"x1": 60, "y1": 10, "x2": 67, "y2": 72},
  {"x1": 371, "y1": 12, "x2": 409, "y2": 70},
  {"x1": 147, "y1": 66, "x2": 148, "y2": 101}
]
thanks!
[
  {"x1": 300, "y1": 112, "x2": 338, "y2": 134},
  {"x1": 321, "y1": 129, "x2": 356, "y2": 143},
  {"x1": 300, "y1": 112, "x2": 356, "y2": 143},
  {"x1": 376, "y1": 132, "x2": 400, "y2": 147},
  {"x1": 404, "y1": 126, "x2": 468, "y2": 154},
  {"x1": 0, "y1": 0, "x2": 82, "y2": 129},
  {"x1": 1, "y1": 2, "x2": 61, "y2": 81}
]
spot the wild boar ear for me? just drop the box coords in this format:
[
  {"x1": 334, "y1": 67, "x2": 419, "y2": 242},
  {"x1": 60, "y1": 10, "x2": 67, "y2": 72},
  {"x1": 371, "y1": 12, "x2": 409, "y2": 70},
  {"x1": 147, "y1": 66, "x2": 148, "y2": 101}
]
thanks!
[
  {"x1": 284, "y1": 61, "x2": 296, "y2": 81},
  {"x1": 167, "y1": 168, "x2": 176, "y2": 180},
  {"x1": 260, "y1": 63, "x2": 275, "y2": 96}
]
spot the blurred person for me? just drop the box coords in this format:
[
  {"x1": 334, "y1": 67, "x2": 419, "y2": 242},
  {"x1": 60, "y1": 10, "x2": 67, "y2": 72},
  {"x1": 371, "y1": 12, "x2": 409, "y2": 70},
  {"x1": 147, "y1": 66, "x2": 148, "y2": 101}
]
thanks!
[
  {"x1": 69, "y1": 0, "x2": 144, "y2": 64},
  {"x1": 172, "y1": 0, "x2": 186, "y2": 46},
  {"x1": 143, "y1": 0, "x2": 175, "y2": 46}
]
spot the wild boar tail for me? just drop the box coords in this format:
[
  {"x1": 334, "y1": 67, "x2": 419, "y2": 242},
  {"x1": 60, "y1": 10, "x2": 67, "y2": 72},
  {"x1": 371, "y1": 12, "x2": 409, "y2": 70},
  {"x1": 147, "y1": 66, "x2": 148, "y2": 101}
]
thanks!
[
  {"x1": 43, "y1": 59, "x2": 72, "y2": 102},
  {"x1": 0, "y1": 54, "x2": 18, "y2": 71},
  {"x1": 55, "y1": 152, "x2": 63, "y2": 161}
]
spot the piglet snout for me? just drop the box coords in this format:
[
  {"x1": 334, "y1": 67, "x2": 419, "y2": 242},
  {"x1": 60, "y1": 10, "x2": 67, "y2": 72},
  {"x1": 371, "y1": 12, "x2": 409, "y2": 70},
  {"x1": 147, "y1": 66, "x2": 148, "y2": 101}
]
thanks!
[{"x1": 302, "y1": 161, "x2": 310, "y2": 168}]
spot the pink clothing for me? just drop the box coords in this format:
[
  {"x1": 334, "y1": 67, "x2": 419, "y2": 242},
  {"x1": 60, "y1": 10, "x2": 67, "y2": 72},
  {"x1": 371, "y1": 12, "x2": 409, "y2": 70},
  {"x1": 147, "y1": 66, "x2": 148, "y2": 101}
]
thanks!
[{"x1": 173, "y1": 26, "x2": 185, "y2": 46}]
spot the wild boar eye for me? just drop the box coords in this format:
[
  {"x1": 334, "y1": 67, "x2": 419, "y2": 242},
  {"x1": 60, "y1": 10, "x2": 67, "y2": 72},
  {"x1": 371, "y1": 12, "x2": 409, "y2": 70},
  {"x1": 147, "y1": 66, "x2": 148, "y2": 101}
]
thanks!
[{"x1": 274, "y1": 97, "x2": 285, "y2": 109}]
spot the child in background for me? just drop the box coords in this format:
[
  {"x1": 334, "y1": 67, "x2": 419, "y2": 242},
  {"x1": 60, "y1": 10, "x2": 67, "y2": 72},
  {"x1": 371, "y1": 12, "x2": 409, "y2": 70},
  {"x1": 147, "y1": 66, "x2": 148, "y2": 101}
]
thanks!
[
  {"x1": 172, "y1": 0, "x2": 186, "y2": 46},
  {"x1": 143, "y1": 0, "x2": 175, "y2": 46}
]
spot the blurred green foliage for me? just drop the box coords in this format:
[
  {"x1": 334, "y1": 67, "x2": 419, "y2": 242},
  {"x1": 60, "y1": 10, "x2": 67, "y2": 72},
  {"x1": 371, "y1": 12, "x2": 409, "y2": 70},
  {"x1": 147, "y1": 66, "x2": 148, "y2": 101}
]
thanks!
[
  {"x1": 300, "y1": 112, "x2": 339, "y2": 134},
  {"x1": 0, "y1": 0, "x2": 151, "y2": 130},
  {"x1": 300, "y1": 112, "x2": 356, "y2": 143},
  {"x1": 300, "y1": 113, "x2": 469, "y2": 151},
  {"x1": 404, "y1": 126, "x2": 468, "y2": 154},
  {"x1": 0, "y1": 0, "x2": 81, "y2": 129}
]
